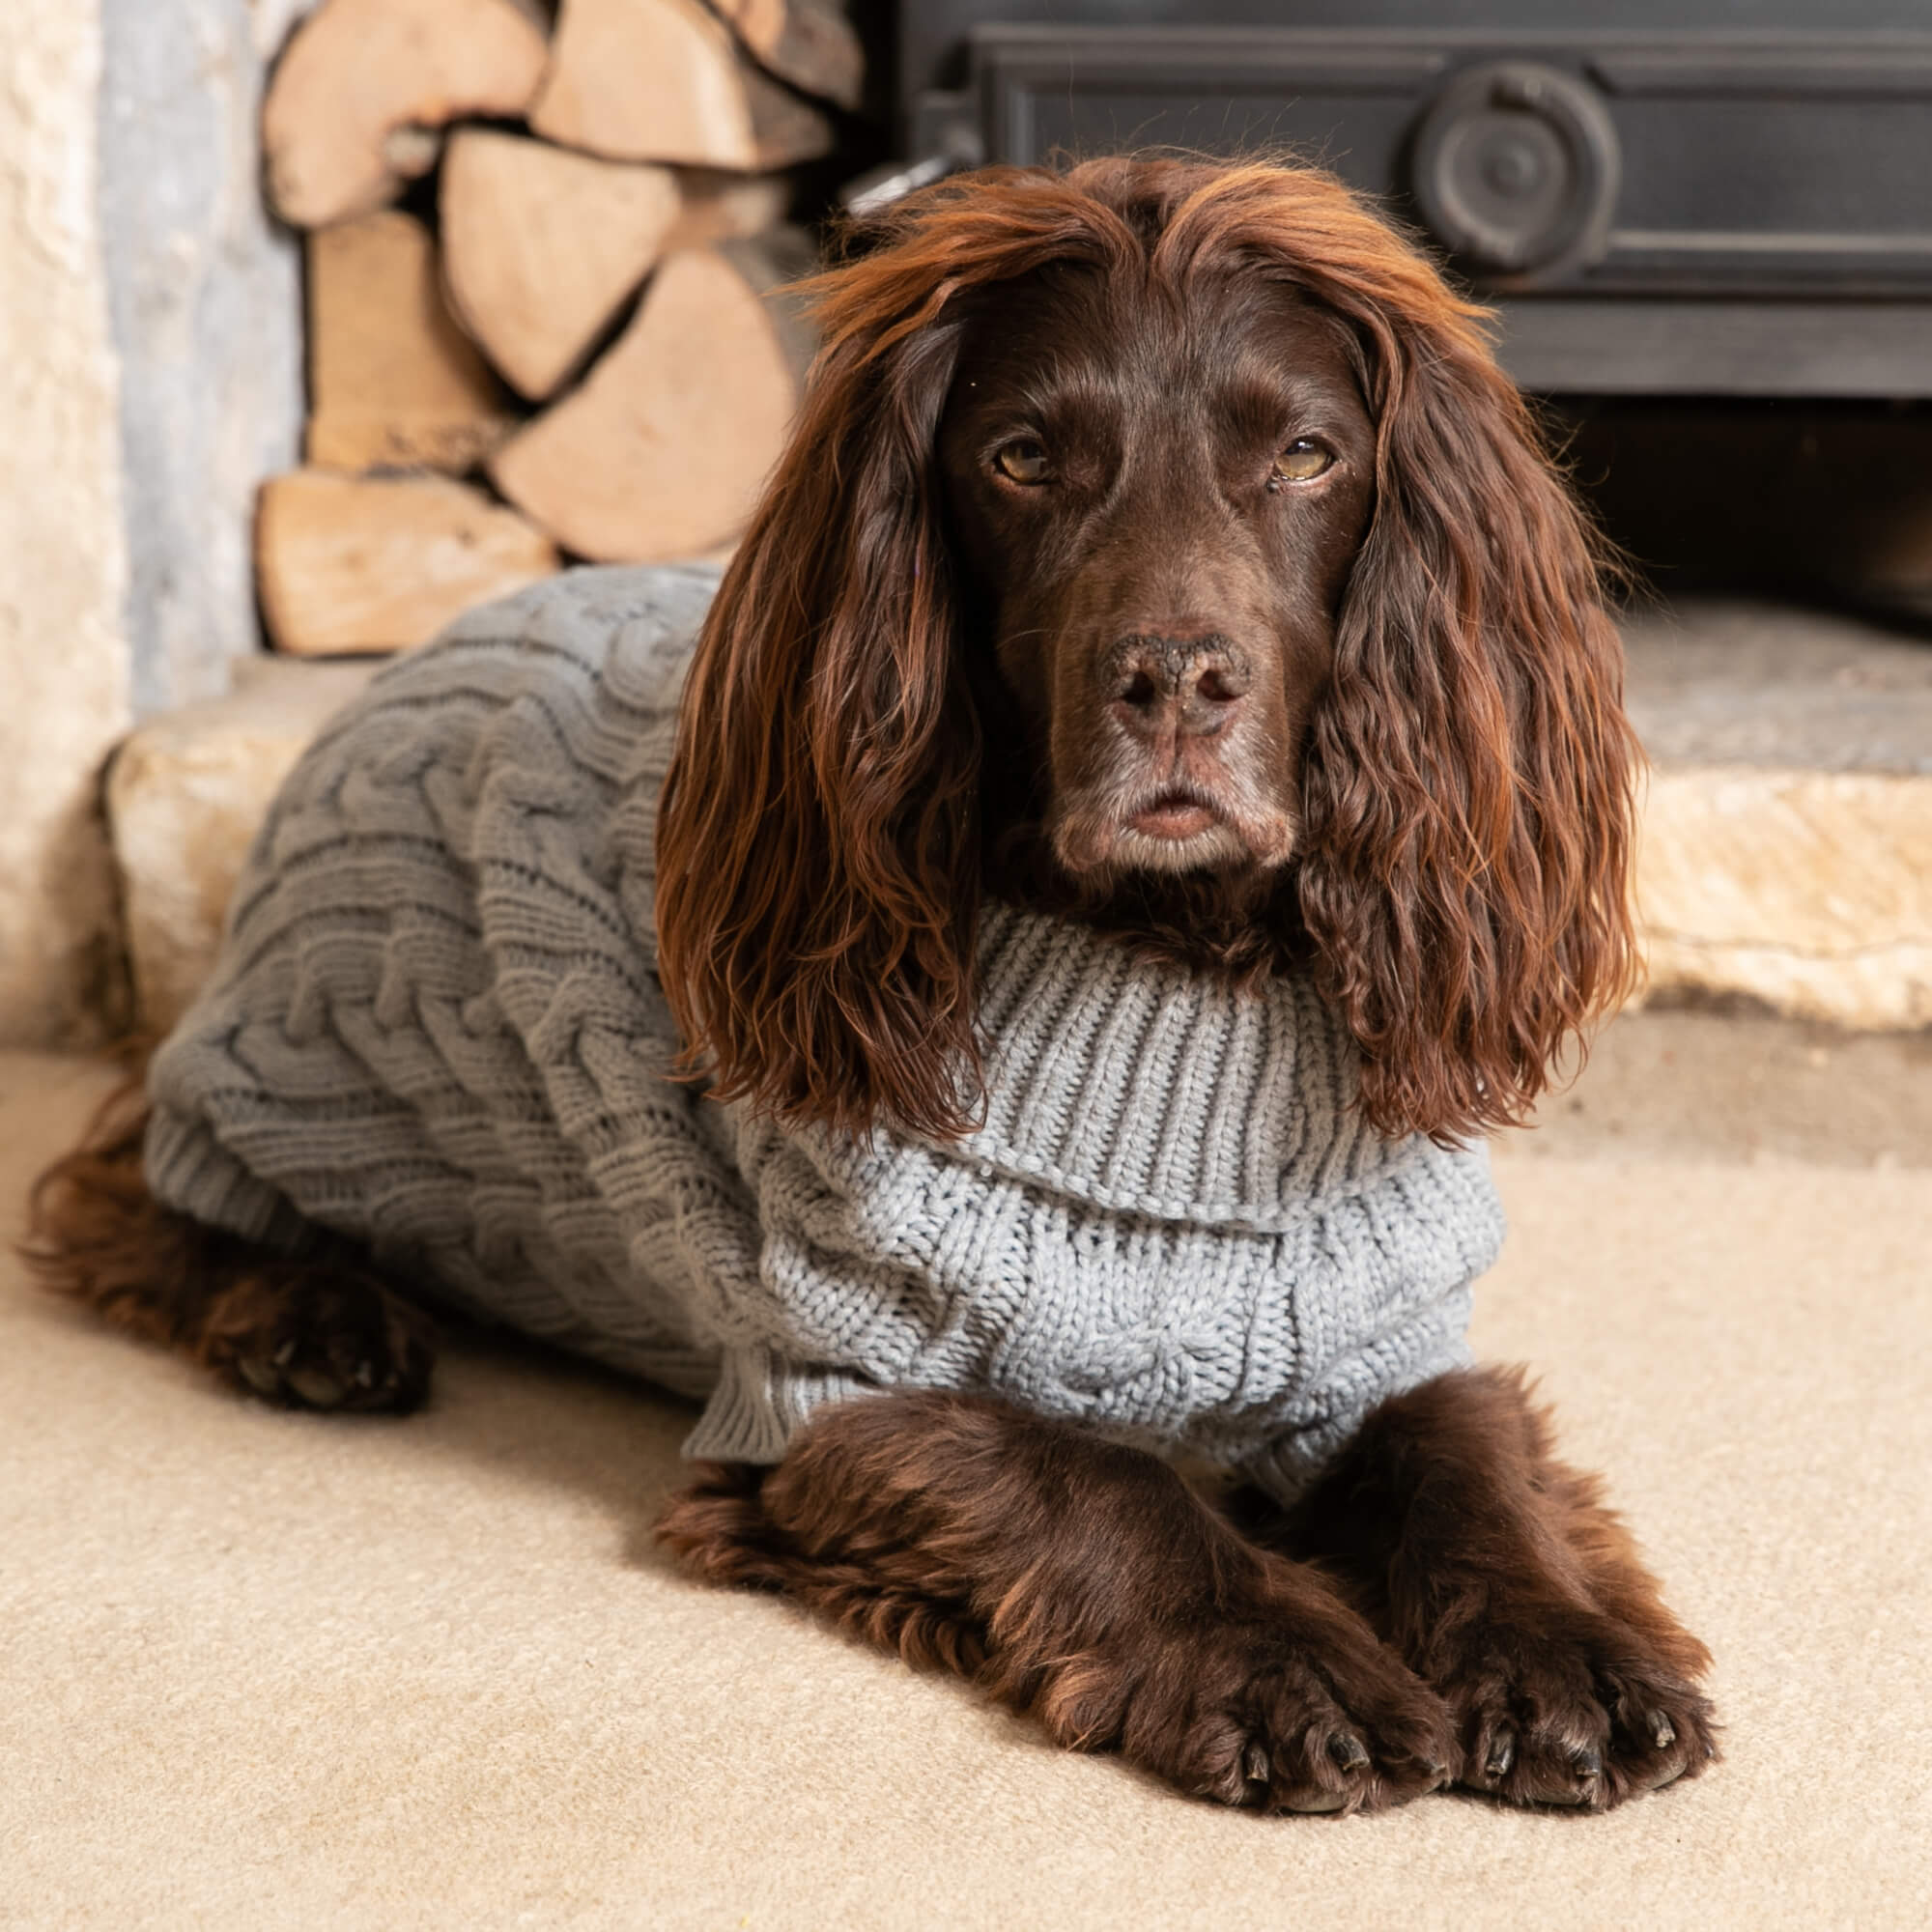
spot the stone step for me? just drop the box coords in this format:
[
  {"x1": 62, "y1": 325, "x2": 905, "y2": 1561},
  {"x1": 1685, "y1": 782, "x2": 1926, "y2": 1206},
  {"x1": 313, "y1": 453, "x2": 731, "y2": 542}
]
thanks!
[
  {"x1": 107, "y1": 655, "x2": 379, "y2": 1033},
  {"x1": 105, "y1": 598, "x2": 1932, "y2": 1037},
  {"x1": 1624, "y1": 600, "x2": 1932, "y2": 1030}
]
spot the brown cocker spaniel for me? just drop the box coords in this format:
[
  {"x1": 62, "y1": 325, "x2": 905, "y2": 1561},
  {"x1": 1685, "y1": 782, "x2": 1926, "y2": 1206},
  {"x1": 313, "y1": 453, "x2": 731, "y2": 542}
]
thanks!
[{"x1": 29, "y1": 157, "x2": 1715, "y2": 1817}]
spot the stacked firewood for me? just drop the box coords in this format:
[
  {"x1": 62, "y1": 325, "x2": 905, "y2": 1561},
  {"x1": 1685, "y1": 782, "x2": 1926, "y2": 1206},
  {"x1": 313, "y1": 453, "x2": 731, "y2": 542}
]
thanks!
[{"x1": 256, "y1": 0, "x2": 854, "y2": 654}]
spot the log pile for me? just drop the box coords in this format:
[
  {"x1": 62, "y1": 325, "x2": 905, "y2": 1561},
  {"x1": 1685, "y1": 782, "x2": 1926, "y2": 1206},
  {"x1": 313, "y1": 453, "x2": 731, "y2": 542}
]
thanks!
[{"x1": 257, "y1": 0, "x2": 852, "y2": 654}]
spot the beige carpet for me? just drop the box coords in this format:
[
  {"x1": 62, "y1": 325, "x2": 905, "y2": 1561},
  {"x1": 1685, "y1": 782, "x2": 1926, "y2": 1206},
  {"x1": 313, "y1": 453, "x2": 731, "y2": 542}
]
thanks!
[{"x1": 3, "y1": 1044, "x2": 1929, "y2": 1930}]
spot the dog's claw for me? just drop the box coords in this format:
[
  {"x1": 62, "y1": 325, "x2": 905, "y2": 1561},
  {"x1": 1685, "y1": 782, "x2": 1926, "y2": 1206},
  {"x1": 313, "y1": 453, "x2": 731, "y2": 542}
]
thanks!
[
  {"x1": 1328, "y1": 1731, "x2": 1371, "y2": 1775},
  {"x1": 1241, "y1": 1742, "x2": 1270, "y2": 1786},
  {"x1": 271, "y1": 1340, "x2": 297, "y2": 1368},
  {"x1": 1648, "y1": 1712, "x2": 1676, "y2": 1750},
  {"x1": 1550, "y1": 1746, "x2": 1605, "y2": 1806},
  {"x1": 237, "y1": 1356, "x2": 280, "y2": 1398},
  {"x1": 1484, "y1": 1731, "x2": 1516, "y2": 1779},
  {"x1": 286, "y1": 1366, "x2": 346, "y2": 1408}
]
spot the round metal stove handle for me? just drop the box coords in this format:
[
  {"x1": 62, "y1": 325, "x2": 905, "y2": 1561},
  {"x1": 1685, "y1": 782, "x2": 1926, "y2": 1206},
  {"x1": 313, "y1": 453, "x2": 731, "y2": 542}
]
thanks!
[{"x1": 1409, "y1": 61, "x2": 1620, "y2": 284}]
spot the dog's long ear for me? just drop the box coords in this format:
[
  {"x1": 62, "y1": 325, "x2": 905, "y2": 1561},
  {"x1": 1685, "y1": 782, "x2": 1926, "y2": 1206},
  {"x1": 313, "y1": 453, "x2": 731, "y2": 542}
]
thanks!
[
  {"x1": 654, "y1": 285, "x2": 982, "y2": 1143},
  {"x1": 1295, "y1": 271, "x2": 1641, "y2": 1144},
  {"x1": 657, "y1": 170, "x2": 1142, "y2": 1142},
  {"x1": 1150, "y1": 163, "x2": 1638, "y2": 1142}
]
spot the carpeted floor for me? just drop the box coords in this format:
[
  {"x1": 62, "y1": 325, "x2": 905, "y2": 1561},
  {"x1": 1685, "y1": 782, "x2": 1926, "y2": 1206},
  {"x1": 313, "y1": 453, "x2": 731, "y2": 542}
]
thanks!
[{"x1": 3, "y1": 1040, "x2": 1928, "y2": 1930}]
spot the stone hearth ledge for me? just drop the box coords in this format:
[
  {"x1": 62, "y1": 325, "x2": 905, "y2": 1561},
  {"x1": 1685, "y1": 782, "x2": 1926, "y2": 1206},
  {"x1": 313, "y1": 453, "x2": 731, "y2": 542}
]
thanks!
[
  {"x1": 1625, "y1": 601, "x2": 1932, "y2": 1030},
  {"x1": 103, "y1": 598, "x2": 1932, "y2": 1038}
]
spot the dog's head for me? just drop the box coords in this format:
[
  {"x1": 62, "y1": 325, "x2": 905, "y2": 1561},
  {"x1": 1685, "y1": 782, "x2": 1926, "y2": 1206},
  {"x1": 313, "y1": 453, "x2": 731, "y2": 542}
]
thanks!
[
  {"x1": 656, "y1": 157, "x2": 1639, "y2": 1147},
  {"x1": 936, "y1": 239, "x2": 1374, "y2": 897}
]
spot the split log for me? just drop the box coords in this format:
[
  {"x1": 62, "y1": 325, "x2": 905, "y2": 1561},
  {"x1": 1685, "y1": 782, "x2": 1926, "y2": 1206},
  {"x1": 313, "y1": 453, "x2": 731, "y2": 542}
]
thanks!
[
  {"x1": 264, "y1": 0, "x2": 550, "y2": 228},
  {"x1": 708, "y1": 0, "x2": 864, "y2": 111},
  {"x1": 307, "y1": 210, "x2": 513, "y2": 470},
  {"x1": 529, "y1": 0, "x2": 832, "y2": 173},
  {"x1": 440, "y1": 131, "x2": 681, "y2": 402},
  {"x1": 258, "y1": 471, "x2": 559, "y2": 654},
  {"x1": 440, "y1": 135, "x2": 792, "y2": 400},
  {"x1": 489, "y1": 235, "x2": 816, "y2": 562}
]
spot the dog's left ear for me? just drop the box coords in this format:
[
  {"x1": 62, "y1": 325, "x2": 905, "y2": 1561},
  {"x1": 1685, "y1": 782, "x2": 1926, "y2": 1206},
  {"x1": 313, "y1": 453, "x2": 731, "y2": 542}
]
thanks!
[{"x1": 1295, "y1": 287, "x2": 1641, "y2": 1144}]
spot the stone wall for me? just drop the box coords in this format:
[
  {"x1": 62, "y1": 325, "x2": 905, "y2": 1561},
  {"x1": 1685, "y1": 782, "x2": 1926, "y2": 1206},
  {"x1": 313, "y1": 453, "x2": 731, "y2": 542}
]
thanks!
[
  {"x1": 0, "y1": 5, "x2": 133, "y2": 1042},
  {"x1": 0, "y1": 0, "x2": 307, "y2": 1043},
  {"x1": 99, "y1": 0, "x2": 306, "y2": 714}
]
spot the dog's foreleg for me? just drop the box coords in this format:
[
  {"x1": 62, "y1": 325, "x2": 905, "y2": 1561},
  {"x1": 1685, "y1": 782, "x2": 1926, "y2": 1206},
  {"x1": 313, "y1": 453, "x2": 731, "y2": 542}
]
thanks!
[
  {"x1": 1274, "y1": 1365, "x2": 1719, "y2": 1808},
  {"x1": 658, "y1": 1389, "x2": 1453, "y2": 1813}
]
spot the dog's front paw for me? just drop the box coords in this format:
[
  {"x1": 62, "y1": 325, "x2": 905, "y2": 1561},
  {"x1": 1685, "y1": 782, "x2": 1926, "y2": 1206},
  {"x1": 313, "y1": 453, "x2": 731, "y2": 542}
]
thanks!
[
  {"x1": 1037, "y1": 1605, "x2": 1454, "y2": 1816},
  {"x1": 1438, "y1": 1601, "x2": 1719, "y2": 1809},
  {"x1": 1207, "y1": 1623, "x2": 1454, "y2": 1815}
]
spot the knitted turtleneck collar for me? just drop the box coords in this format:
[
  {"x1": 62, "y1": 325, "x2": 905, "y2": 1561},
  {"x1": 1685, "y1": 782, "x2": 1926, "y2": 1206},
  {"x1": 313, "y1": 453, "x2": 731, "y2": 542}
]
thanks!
[{"x1": 946, "y1": 904, "x2": 1399, "y2": 1232}]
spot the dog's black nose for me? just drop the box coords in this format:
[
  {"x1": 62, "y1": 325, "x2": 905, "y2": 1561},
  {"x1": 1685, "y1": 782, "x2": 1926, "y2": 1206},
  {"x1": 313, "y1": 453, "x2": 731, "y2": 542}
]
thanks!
[{"x1": 1107, "y1": 633, "x2": 1250, "y2": 740}]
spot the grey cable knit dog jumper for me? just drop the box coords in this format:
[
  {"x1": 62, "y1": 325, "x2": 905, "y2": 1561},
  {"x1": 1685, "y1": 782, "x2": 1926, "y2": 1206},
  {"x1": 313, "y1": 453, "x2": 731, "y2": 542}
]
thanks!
[{"x1": 144, "y1": 565, "x2": 1504, "y2": 1500}]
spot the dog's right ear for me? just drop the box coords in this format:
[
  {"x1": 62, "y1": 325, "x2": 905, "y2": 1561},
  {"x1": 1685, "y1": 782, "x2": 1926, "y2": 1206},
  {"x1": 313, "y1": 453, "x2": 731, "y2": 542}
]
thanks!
[
  {"x1": 654, "y1": 236, "x2": 985, "y2": 1143},
  {"x1": 658, "y1": 171, "x2": 1145, "y2": 1141}
]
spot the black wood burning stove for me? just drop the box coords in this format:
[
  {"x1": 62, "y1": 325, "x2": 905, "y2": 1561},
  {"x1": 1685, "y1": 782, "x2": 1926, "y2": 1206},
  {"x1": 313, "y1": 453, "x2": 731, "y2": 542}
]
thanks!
[{"x1": 874, "y1": 2, "x2": 1932, "y2": 398}]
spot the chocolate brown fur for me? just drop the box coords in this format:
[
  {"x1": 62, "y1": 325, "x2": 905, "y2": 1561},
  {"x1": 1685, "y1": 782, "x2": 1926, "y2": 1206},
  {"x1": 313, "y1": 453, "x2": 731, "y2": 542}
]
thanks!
[
  {"x1": 659, "y1": 1393, "x2": 1454, "y2": 1815},
  {"x1": 25, "y1": 1077, "x2": 433, "y2": 1414},
  {"x1": 23, "y1": 157, "x2": 1711, "y2": 1816}
]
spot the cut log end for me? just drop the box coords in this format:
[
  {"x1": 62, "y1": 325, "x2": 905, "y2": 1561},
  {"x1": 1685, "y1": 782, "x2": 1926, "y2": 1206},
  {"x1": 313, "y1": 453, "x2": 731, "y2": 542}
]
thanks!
[
  {"x1": 530, "y1": 0, "x2": 832, "y2": 171},
  {"x1": 305, "y1": 209, "x2": 514, "y2": 472},
  {"x1": 440, "y1": 130, "x2": 681, "y2": 402},
  {"x1": 489, "y1": 238, "x2": 815, "y2": 563},
  {"x1": 265, "y1": 0, "x2": 551, "y2": 228},
  {"x1": 712, "y1": 0, "x2": 866, "y2": 112},
  {"x1": 258, "y1": 471, "x2": 559, "y2": 655}
]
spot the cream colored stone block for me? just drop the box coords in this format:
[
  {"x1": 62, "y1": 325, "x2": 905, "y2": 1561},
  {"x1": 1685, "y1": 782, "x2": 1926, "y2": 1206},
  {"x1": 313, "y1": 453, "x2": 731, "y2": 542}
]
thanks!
[
  {"x1": 107, "y1": 658, "x2": 380, "y2": 1034},
  {"x1": 1635, "y1": 766, "x2": 1932, "y2": 1029},
  {"x1": 0, "y1": 4, "x2": 132, "y2": 1044},
  {"x1": 95, "y1": 585, "x2": 1932, "y2": 1043}
]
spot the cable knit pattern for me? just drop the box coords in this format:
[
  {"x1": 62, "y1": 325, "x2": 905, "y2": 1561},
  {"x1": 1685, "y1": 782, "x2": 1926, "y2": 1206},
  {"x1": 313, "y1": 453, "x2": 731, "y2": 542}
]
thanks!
[{"x1": 144, "y1": 565, "x2": 1504, "y2": 1500}]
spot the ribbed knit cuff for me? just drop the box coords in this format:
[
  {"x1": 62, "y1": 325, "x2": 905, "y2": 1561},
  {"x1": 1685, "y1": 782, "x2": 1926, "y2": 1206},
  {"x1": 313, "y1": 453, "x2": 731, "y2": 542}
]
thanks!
[
  {"x1": 144, "y1": 1102, "x2": 322, "y2": 1255},
  {"x1": 1236, "y1": 1293, "x2": 1478, "y2": 1504},
  {"x1": 680, "y1": 1346, "x2": 877, "y2": 1464}
]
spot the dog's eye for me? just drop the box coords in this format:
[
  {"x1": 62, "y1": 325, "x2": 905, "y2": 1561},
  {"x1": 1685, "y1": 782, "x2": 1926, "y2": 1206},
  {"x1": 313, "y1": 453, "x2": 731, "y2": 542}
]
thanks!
[
  {"x1": 1269, "y1": 439, "x2": 1334, "y2": 487},
  {"x1": 994, "y1": 439, "x2": 1051, "y2": 485}
]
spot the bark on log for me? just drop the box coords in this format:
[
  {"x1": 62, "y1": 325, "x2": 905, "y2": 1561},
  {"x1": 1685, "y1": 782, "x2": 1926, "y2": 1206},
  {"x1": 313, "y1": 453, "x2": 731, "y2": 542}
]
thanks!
[
  {"x1": 529, "y1": 0, "x2": 833, "y2": 172},
  {"x1": 488, "y1": 234, "x2": 816, "y2": 562},
  {"x1": 307, "y1": 210, "x2": 513, "y2": 470},
  {"x1": 440, "y1": 130, "x2": 682, "y2": 402},
  {"x1": 258, "y1": 470, "x2": 559, "y2": 654},
  {"x1": 264, "y1": 0, "x2": 551, "y2": 228},
  {"x1": 707, "y1": 0, "x2": 864, "y2": 111}
]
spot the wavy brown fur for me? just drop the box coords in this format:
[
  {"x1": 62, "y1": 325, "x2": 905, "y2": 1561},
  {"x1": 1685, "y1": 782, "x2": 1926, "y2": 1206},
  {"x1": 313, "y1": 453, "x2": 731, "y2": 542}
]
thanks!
[
  {"x1": 1264, "y1": 1366, "x2": 1719, "y2": 1807},
  {"x1": 657, "y1": 1390, "x2": 1456, "y2": 1814},
  {"x1": 658, "y1": 1375, "x2": 1714, "y2": 1813},
  {"x1": 655, "y1": 156, "x2": 1639, "y2": 1145}
]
